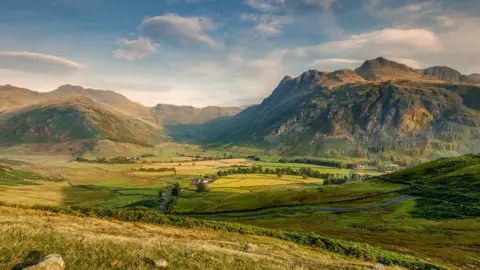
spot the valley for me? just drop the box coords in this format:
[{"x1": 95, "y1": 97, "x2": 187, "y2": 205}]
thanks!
[{"x1": 1, "y1": 57, "x2": 480, "y2": 269}]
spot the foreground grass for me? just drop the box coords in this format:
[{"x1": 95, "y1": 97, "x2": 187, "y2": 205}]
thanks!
[
  {"x1": 0, "y1": 202, "x2": 445, "y2": 270},
  {"x1": 0, "y1": 206, "x2": 378, "y2": 270}
]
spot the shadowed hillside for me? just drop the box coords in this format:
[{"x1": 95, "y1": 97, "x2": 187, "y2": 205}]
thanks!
[{"x1": 0, "y1": 96, "x2": 165, "y2": 146}]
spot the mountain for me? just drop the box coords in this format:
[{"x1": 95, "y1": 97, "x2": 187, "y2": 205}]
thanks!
[
  {"x1": 354, "y1": 57, "x2": 423, "y2": 81},
  {"x1": 423, "y1": 66, "x2": 462, "y2": 82},
  {"x1": 153, "y1": 104, "x2": 242, "y2": 125},
  {"x1": 0, "y1": 84, "x2": 247, "y2": 147},
  {"x1": 0, "y1": 85, "x2": 43, "y2": 112},
  {"x1": 47, "y1": 85, "x2": 158, "y2": 125},
  {"x1": 198, "y1": 57, "x2": 480, "y2": 162},
  {"x1": 462, "y1": 73, "x2": 480, "y2": 84},
  {"x1": 0, "y1": 96, "x2": 164, "y2": 146}
]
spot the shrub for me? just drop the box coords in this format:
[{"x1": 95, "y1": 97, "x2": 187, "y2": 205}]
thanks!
[{"x1": 196, "y1": 182, "x2": 209, "y2": 193}]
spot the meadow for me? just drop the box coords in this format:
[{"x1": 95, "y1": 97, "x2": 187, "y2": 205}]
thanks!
[{"x1": 1, "y1": 142, "x2": 479, "y2": 269}]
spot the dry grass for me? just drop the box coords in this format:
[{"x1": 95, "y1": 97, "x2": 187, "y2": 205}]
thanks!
[
  {"x1": 0, "y1": 180, "x2": 66, "y2": 206},
  {"x1": 0, "y1": 206, "x2": 385, "y2": 270}
]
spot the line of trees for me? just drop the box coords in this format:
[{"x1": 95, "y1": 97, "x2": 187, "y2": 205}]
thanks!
[
  {"x1": 216, "y1": 166, "x2": 372, "y2": 186},
  {"x1": 77, "y1": 156, "x2": 139, "y2": 164},
  {"x1": 216, "y1": 165, "x2": 338, "y2": 179},
  {"x1": 135, "y1": 167, "x2": 177, "y2": 174},
  {"x1": 323, "y1": 173, "x2": 369, "y2": 185},
  {"x1": 279, "y1": 158, "x2": 358, "y2": 169}
]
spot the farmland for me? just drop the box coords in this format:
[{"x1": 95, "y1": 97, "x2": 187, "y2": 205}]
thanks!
[{"x1": 1, "y1": 143, "x2": 479, "y2": 268}]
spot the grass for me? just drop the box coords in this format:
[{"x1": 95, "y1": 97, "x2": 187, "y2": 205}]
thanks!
[
  {"x1": 209, "y1": 174, "x2": 322, "y2": 188},
  {"x1": 0, "y1": 206, "x2": 380, "y2": 270},
  {"x1": 172, "y1": 179, "x2": 403, "y2": 214},
  {"x1": 0, "y1": 203, "x2": 445, "y2": 270},
  {"x1": 381, "y1": 154, "x2": 480, "y2": 218},
  {"x1": 1, "y1": 149, "x2": 479, "y2": 268},
  {"x1": 238, "y1": 199, "x2": 480, "y2": 269}
]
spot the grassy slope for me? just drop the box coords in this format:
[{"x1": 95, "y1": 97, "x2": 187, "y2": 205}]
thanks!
[
  {"x1": 381, "y1": 154, "x2": 480, "y2": 218},
  {"x1": 0, "y1": 206, "x2": 378, "y2": 270},
  {"x1": 0, "y1": 204, "x2": 443, "y2": 269},
  {"x1": 0, "y1": 96, "x2": 164, "y2": 146}
]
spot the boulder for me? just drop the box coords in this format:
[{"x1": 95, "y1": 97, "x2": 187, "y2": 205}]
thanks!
[
  {"x1": 244, "y1": 243, "x2": 257, "y2": 253},
  {"x1": 23, "y1": 254, "x2": 65, "y2": 270},
  {"x1": 373, "y1": 263, "x2": 386, "y2": 270},
  {"x1": 154, "y1": 258, "x2": 168, "y2": 268}
]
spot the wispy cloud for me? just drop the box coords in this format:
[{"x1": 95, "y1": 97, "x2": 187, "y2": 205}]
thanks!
[
  {"x1": 240, "y1": 13, "x2": 292, "y2": 37},
  {"x1": 244, "y1": 0, "x2": 286, "y2": 11},
  {"x1": 0, "y1": 51, "x2": 85, "y2": 75},
  {"x1": 114, "y1": 36, "x2": 158, "y2": 61},
  {"x1": 139, "y1": 13, "x2": 221, "y2": 50},
  {"x1": 298, "y1": 0, "x2": 337, "y2": 9}
]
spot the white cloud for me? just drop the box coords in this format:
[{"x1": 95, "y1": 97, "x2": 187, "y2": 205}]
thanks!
[
  {"x1": 290, "y1": 28, "x2": 441, "y2": 58},
  {"x1": 241, "y1": 13, "x2": 291, "y2": 37},
  {"x1": 114, "y1": 36, "x2": 158, "y2": 61},
  {"x1": 244, "y1": 0, "x2": 285, "y2": 11},
  {"x1": 139, "y1": 13, "x2": 220, "y2": 50},
  {"x1": 299, "y1": 0, "x2": 336, "y2": 9},
  {"x1": 0, "y1": 51, "x2": 85, "y2": 75},
  {"x1": 436, "y1": 15, "x2": 456, "y2": 27}
]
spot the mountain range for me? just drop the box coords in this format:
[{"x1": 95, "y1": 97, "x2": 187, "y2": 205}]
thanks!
[
  {"x1": 2, "y1": 57, "x2": 480, "y2": 161},
  {"x1": 176, "y1": 57, "x2": 480, "y2": 162},
  {"x1": 0, "y1": 84, "x2": 242, "y2": 147}
]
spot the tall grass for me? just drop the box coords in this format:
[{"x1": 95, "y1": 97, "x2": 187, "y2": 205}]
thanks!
[{"x1": 0, "y1": 202, "x2": 446, "y2": 270}]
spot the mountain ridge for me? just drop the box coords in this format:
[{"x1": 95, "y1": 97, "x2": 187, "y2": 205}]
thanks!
[{"x1": 191, "y1": 57, "x2": 480, "y2": 163}]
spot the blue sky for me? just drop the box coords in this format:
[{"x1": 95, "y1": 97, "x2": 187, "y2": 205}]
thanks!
[{"x1": 0, "y1": 0, "x2": 479, "y2": 107}]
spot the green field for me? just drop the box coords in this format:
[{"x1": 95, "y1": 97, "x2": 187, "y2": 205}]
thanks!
[{"x1": 1, "y1": 145, "x2": 480, "y2": 268}]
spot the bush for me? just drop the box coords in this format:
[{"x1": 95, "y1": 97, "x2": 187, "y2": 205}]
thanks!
[
  {"x1": 171, "y1": 183, "x2": 181, "y2": 196},
  {"x1": 196, "y1": 182, "x2": 209, "y2": 193}
]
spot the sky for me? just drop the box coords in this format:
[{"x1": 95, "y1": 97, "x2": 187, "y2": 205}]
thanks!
[{"x1": 0, "y1": 0, "x2": 479, "y2": 107}]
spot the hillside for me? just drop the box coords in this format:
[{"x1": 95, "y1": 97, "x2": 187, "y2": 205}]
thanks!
[
  {"x1": 0, "y1": 84, "x2": 245, "y2": 126},
  {"x1": 381, "y1": 153, "x2": 480, "y2": 219},
  {"x1": 0, "y1": 85, "x2": 43, "y2": 111},
  {"x1": 47, "y1": 85, "x2": 158, "y2": 125},
  {"x1": 0, "y1": 84, "x2": 246, "y2": 148},
  {"x1": 154, "y1": 104, "x2": 242, "y2": 125},
  {"x1": 192, "y1": 57, "x2": 480, "y2": 162},
  {"x1": 0, "y1": 96, "x2": 164, "y2": 146},
  {"x1": 0, "y1": 204, "x2": 444, "y2": 269}
]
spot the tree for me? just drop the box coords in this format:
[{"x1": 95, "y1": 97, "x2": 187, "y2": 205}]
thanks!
[
  {"x1": 302, "y1": 175, "x2": 308, "y2": 180},
  {"x1": 196, "y1": 182, "x2": 209, "y2": 193},
  {"x1": 171, "y1": 183, "x2": 181, "y2": 196},
  {"x1": 277, "y1": 173, "x2": 283, "y2": 178}
]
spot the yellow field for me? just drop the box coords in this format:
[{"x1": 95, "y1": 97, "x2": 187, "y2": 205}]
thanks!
[
  {"x1": 210, "y1": 174, "x2": 323, "y2": 188},
  {"x1": 0, "y1": 181, "x2": 66, "y2": 206}
]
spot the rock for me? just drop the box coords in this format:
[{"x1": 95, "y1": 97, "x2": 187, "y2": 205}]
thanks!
[
  {"x1": 154, "y1": 258, "x2": 168, "y2": 268},
  {"x1": 244, "y1": 243, "x2": 257, "y2": 253},
  {"x1": 23, "y1": 254, "x2": 65, "y2": 270},
  {"x1": 373, "y1": 263, "x2": 386, "y2": 270}
]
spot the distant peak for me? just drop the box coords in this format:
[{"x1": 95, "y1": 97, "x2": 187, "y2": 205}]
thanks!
[
  {"x1": 298, "y1": 69, "x2": 327, "y2": 82},
  {"x1": 280, "y1": 75, "x2": 293, "y2": 84},
  {"x1": 423, "y1": 66, "x2": 461, "y2": 82},
  {"x1": 55, "y1": 84, "x2": 85, "y2": 92},
  {"x1": 355, "y1": 57, "x2": 420, "y2": 81}
]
